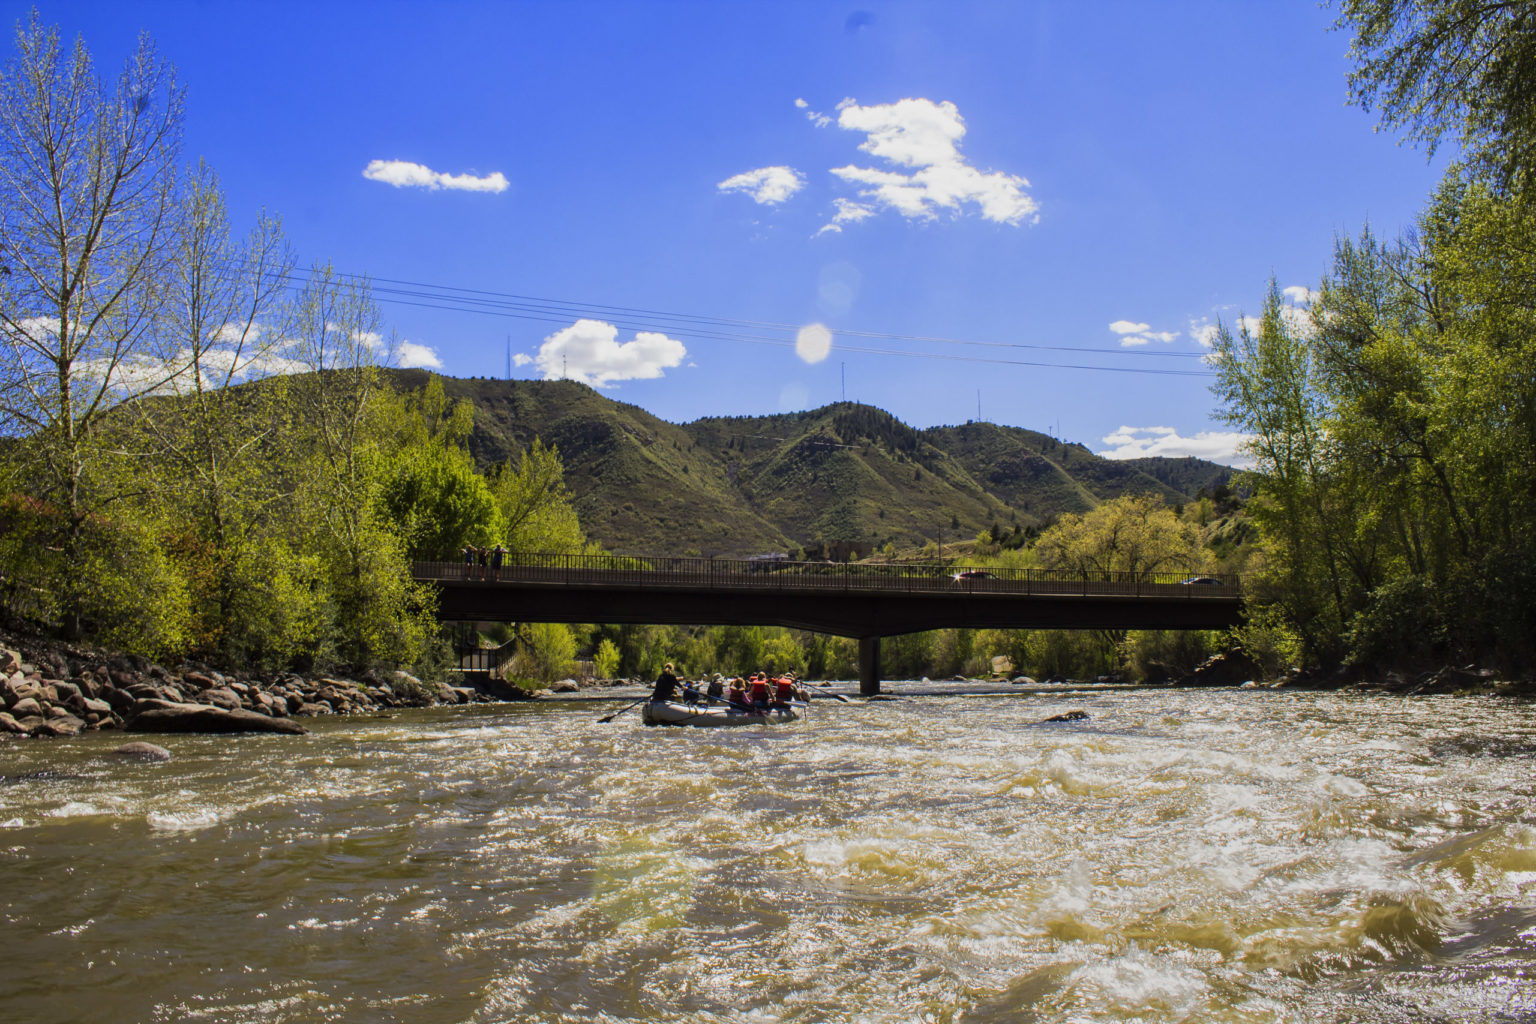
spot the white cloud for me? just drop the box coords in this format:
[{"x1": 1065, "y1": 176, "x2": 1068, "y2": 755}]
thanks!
[
  {"x1": 795, "y1": 97, "x2": 832, "y2": 128},
  {"x1": 525, "y1": 319, "x2": 686, "y2": 388},
  {"x1": 1282, "y1": 284, "x2": 1314, "y2": 306},
  {"x1": 1109, "y1": 319, "x2": 1178, "y2": 348},
  {"x1": 826, "y1": 97, "x2": 1036, "y2": 226},
  {"x1": 363, "y1": 159, "x2": 509, "y2": 193},
  {"x1": 396, "y1": 340, "x2": 443, "y2": 369},
  {"x1": 816, "y1": 197, "x2": 877, "y2": 235},
  {"x1": 1188, "y1": 318, "x2": 1219, "y2": 348},
  {"x1": 718, "y1": 165, "x2": 806, "y2": 205},
  {"x1": 795, "y1": 323, "x2": 833, "y2": 364},
  {"x1": 1098, "y1": 425, "x2": 1253, "y2": 467}
]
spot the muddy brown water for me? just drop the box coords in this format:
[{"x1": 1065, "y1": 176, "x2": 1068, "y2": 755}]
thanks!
[{"x1": 3, "y1": 686, "x2": 1535, "y2": 1022}]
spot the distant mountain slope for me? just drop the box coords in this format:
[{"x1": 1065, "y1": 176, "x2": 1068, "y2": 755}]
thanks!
[{"x1": 391, "y1": 371, "x2": 1236, "y2": 556}]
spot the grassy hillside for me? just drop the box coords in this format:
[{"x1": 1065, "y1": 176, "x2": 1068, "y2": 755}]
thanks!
[{"x1": 390, "y1": 371, "x2": 1237, "y2": 557}]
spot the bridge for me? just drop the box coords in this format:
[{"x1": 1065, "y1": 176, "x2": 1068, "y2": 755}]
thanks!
[{"x1": 413, "y1": 553, "x2": 1243, "y2": 695}]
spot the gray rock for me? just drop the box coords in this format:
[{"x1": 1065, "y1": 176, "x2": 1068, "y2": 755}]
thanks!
[
  {"x1": 9, "y1": 680, "x2": 42, "y2": 704},
  {"x1": 112, "y1": 741, "x2": 171, "y2": 761},
  {"x1": 180, "y1": 671, "x2": 217, "y2": 691},
  {"x1": 132, "y1": 697, "x2": 200, "y2": 716},
  {"x1": 51, "y1": 680, "x2": 81, "y2": 703},
  {"x1": 1012, "y1": 676, "x2": 1037, "y2": 685},
  {"x1": 0, "y1": 711, "x2": 24, "y2": 734},
  {"x1": 126, "y1": 706, "x2": 307, "y2": 735},
  {"x1": 35, "y1": 713, "x2": 84, "y2": 737},
  {"x1": 0, "y1": 648, "x2": 20, "y2": 674},
  {"x1": 200, "y1": 687, "x2": 242, "y2": 711},
  {"x1": 10, "y1": 696, "x2": 42, "y2": 718}
]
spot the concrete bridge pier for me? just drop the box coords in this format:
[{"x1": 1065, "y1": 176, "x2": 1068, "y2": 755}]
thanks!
[{"x1": 858, "y1": 636, "x2": 881, "y2": 697}]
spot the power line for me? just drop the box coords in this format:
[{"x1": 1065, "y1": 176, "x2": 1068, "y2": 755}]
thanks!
[{"x1": 261, "y1": 264, "x2": 1218, "y2": 378}]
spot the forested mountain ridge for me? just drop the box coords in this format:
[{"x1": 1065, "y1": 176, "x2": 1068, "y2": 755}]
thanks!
[{"x1": 393, "y1": 370, "x2": 1234, "y2": 557}]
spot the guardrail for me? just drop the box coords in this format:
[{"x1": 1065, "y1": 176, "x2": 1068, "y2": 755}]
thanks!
[{"x1": 412, "y1": 553, "x2": 1242, "y2": 599}]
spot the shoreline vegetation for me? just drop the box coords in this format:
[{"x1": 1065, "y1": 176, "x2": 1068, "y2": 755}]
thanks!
[
  {"x1": 0, "y1": 627, "x2": 507, "y2": 741},
  {"x1": 4, "y1": 623, "x2": 1530, "y2": 747}
]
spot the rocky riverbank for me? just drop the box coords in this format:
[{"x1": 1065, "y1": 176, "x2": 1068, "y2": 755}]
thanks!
[{"x1": 0, "y1": 632, "x2": 505, "y2": 740}]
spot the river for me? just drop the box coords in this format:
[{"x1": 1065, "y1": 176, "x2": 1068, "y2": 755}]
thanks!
[{"x1": 3, "y1": 686, "x2": 1535, "y2": 1023}]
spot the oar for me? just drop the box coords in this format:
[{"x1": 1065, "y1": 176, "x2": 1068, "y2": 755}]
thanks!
[
  {"x1": 598, "y1": 695, "x2": 650, "y2": 723},
  {"x1": 802, "y1": 681, "x2": 852, "y2": 703}
]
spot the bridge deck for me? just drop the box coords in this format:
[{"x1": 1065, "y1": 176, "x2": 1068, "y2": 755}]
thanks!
[
  {"x1": 413, "y1": 554, "x2": 1244, "y2": 695},
  {"x1": 413, "y1": 553, "x2": 1241, "y2": 599}
]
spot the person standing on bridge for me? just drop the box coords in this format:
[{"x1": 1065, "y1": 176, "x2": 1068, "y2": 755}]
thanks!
[
  {"x1": 462, "y1": 544, "x2": 476, "y2": 580},
  {"x1": 650, "y1": 662, "x2": 680, "y2": 703},
  {"x1": 490, "y1": 543, "x2": 505, "y2": 581}
]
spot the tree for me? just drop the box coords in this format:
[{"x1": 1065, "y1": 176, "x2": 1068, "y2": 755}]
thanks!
[
  {"x1": 1033, "y1": 494, "x2": 1202, "y2": 579},
  {"x1": 488, "y1": 438, "x2": 584, "y2": 552},
  {"x1": 1336, "y1": 0, "x2": 1536, "y2": 189},
  {"x1": 1211, "y1": 281, "x2": 1355, "y2": 659},
  {"x1": 378, "y1": 442, "x2": 501, "y2": 559},
  {"x1": 131, "y1": 160, "x2": 292, "y2": 647},
  {"x1": 0, "y1": 15, "x2": 184, "y2": 630}
]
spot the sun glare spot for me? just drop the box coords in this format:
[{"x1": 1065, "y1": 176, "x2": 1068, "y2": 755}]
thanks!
[{"x1": 795, "y1": 323, "x2": 833, "y2": 364}]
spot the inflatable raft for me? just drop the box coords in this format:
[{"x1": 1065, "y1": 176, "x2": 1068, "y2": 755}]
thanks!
[{"x1": 641, "y1": 699, "x2": 803, "y2": 728}]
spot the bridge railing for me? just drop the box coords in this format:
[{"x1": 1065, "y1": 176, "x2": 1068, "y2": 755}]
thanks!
[{"x1": 413, "y1": 553, "x2": 1241, "y2": 598}]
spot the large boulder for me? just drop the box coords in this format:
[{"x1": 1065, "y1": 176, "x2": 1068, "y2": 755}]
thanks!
[
  {"x1": 34, "y1": 713, "x2": 84, "y2": 737},
  {"x1": 126, "y1": 704, "x2": 307, "y2": 735},
  {"x1": 200, "y1": 687, "x2": 243, "y2": 711},
  {"x1": 113, "y1": 741, "x2": 171, "y2": 761},
  {"x1": 9, "y1": 696, "x2": 42, "y2": 719}
]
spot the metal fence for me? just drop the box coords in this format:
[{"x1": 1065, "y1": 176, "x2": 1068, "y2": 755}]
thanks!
[{"x1": 413, "y1": 553, "x2": 1242, "y2": 599}]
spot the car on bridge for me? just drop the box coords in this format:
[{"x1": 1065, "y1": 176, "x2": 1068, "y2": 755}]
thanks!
[
  {"x1": 1179, "y1": 576, "x2": 1222, "y2": 586},
  {"x1": 951, "y1": 570, "x2": 997, "y2": 583}
]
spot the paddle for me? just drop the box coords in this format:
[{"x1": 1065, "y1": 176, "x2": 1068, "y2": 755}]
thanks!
[
  {"x1": 598, "y1": 695, "x2": 650, "y2": 723},
  {"x1": 801, "y1": 680, "x2": 852, "y2": 703}
]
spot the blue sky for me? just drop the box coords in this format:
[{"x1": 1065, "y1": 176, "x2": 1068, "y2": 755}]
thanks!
[{"x1": 16, "y1": 1, "x2": 1449, "y2": 464}]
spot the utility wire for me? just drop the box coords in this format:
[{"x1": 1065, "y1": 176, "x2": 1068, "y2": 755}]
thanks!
[{"x1": 261, "y1": 264, "x2": 1217, "y2": 378}]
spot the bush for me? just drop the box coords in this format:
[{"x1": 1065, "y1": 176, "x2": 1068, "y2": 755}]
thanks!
[
  {"x1": 1346, "y1": 575, "x2": 1451, "y2": 669},
  {"x1": 1120, "y1": 630, "x2": 1218, "y2": 683}
]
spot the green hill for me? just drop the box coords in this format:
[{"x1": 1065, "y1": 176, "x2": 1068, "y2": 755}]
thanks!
[{"x1": 391, "y1": 371, "x2": 1237, "y2": 557}]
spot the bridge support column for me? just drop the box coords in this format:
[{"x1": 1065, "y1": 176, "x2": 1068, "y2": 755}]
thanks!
[{"x1": 858, "y1": 636, "x2": 881, "y2": 697}]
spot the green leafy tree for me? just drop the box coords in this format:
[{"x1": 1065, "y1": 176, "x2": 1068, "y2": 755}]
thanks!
[
  {"x1": 0, "y1": 15, "x2": 184, "y2": 634},
  {"x1": 488, "y1": 438, "x2": 584, "y2": 552},
  {"x1": 378, "y1": 443, "x2": 501, "y2": 559},
  {"x1": 592, "y1": 637, "x2": 620, "y2": 679},
  {"x1": 1336, "y1": 0, "x2": 1536, "y2": 189},
  {"x1": 1033, "y1": 494, "x2": 1202, "y2": 579}
]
